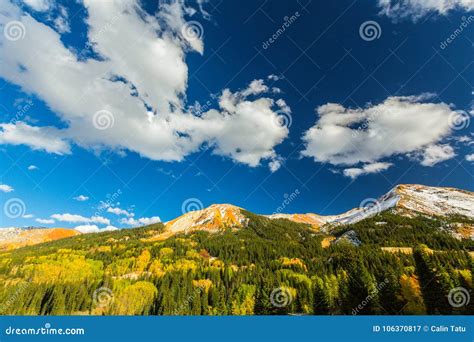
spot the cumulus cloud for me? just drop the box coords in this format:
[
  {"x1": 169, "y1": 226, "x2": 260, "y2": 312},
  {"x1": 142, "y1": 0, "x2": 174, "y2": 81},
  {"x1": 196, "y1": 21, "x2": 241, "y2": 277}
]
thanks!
[
  {"x1": 0, "y1": 184, "x2": 14, "y2": 193},
  {"x1": 241, "y1": 79, "x2": 269, "y2": 96},
  {"x1": 27, "y1": 165, "x2": 38, "y2": 171},
  {"x1": 301, "y1": 95, "x2": 461, "y2": 173},
  {"x1": 36, "y1": 218, "x2": 55, "y2": 224},
  {"x1": 107, "y1": 207, "x2": 134, "y2": 217},
  {"x1": 466, "y1": 153, "x2": 474, "y2": 162},
  {"x1": 22, "y1": 0, "x2": 51, "y2": 12},
  {"x1": 0, "y1": 0, "x2": 288, "y2": 170},
  {"x1": 268, "y1": 158, "x2": 282, "y2": 172},
  {"x1": 51, "y1": 213, "x2": 110, "y2": 225},
  {"x1": 419, "y1": 144, "x2": 456, "y2": 166},
  {"x1": 73, "y1": 195, "x2": 89, "y2": 202},
  {"x1": 343, "y1": 162, "x2": 393, "y2": 179},
  {"x1": 0, "y1": 122, "x2": 71, "y2": 155},
  {"x1": 378, "y1": 0, "x2": 474, "y2": 21},
  {"x1": 74, "y1": 224, "x2": 118, "y2": 234},
  {"x1": 121, "y1": 216, "x2": 161, "y2": 227}
]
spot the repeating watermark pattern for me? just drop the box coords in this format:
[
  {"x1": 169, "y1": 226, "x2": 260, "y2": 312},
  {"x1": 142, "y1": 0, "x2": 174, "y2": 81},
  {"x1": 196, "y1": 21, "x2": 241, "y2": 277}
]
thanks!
[
  {"x1": 10, "y1": 100, "x2": 34, "y2": 125},
  {"x1": 190, "y1": 92, "x2": 220, "y2": 116},
  {"x1": 4, "y1": 20, "x2": 26, "y2": 41},
  {"x1": 95, "y1": 14, "x2": 122, "y2": 38},
  {"x1": 0, "y1": 280, "x2": 30, "y2": 314},
  {"x1": 270, "y1": 287, "x2": 293, "y2": 308},
  {"x1": 359, "y1": 21, "x2": 382, "y2": 42},
  {"x1": 92, "y1": 287, "x2": 114, "y2": 308},
  {"x1": 93, "y1": 110, "x2": 115, "y2": 130},
  {"x1": 181, "y1": 21, "x2": 204, "y2": 42},
  {"x1": 4, "y1": 198, "x2": 26, "y2": 219},
  {"x1": 350, "y1": 109, "x2": 385, "y2": 138},
  {"x1": 181, "y1": 198, "x2": 204, "y2": 214},
  {"x1": 352, "y1": 278, "x2": 389, "y2": 315},
  {"x1": 94, "y1": 189, "x2": 122, "y2": 216},
  {"x1": 359, "y1": 197, "x2": 382, "y2": 214},
  {"x1": 447, "y1": 287, "x2": 470, "y2": 308},
  {"x1": 448, "y1": 111, "x2": 470, "y2": 130},
  {"x1": 171, "y1": 285, "x2": 205, "y2": 315},
  {"x1": 273, "y1": 189, "x2": 300, "y2": 215},
  {"x1": 440, "y1": 15, "x2": 474, "y2": 50},
  {"x1": 272, "y1": 110, "x2": 293, "y2": 128},
  {"x1": 262, "y1": 11, "x2": 301, "y2": 50}
]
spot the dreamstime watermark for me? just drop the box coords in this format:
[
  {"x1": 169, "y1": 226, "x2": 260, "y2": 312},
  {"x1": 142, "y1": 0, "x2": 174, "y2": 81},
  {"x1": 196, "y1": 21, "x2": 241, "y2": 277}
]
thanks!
[
  {"x1": 171, "y1": 285, "x2": 205, "y2": 315},
  {"x1": 270, "y1": 287, "x2": 293, "y2": 308},
  {"x1": 3, "y1": 198, "x2": 26, "y2": 219},
  {"x1": 93, "y1": 109, "x2": 114, "y2": 130},
  {"x1": 0, "y1": 280, "x2": 30, "y2": 314},
  {"x1": 273, "y1": 189, "x2": 300, "y2": 215},
  {"x1": 352, "y1": 278, "x2": 389, "y2": 315},
  {"x1": 440, "y1": 15, "x2": 474, "y2": 50},
  {"x1": 272, "y1": 110, "x2": 293, "y2": 129},
  {"x1": 92, "y1": 287, "x2": 114, "y2": 308},
  {"x1": 262, "y1": 11, "x2": 301, "y2": 50},
  {"x1": 447, "y1": 287, "x2": 470, "y2": 308},
  {"x1": 10, "y1": 100, "x2": 34, "y2": 125},
  {"x1": 190, "y1": 92, "x2": 219, "y2": 116},
  {"x1": 448, "y1": 111, "x2": 470, "y2": 130},
  {"x1": 359, "y1": 198, "x2": 382, "y2": 215},
  {"x1": 359, "y1": 21, "x2": 381, "y2": 41},
  {"x1": 350, "y1": 109, "x2": 386, "y2": 138},
  {"x1": 94, "y1": 189, "x2": 122, "y2": 216},
  {"x1": 181, "y1": 20, "x2": 204, "y2": 42},
  {"x1": 181, "y1": 198, "x2": 204, "y2": 214},
  {"x1": 95, "y1": 13, "x2": 122, "y2": 38},
  {"x1": 5, "y1": 323, "x2": 84, "y2": 336},
  {"x1": 3, "y1": 20, "x2": 26, "y2": 41}
]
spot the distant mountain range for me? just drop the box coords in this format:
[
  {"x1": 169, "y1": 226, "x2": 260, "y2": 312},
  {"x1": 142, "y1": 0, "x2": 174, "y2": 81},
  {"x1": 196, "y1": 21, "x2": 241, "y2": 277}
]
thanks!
[
  {"x1": 0, "y1": 183, "x2": 472, "y2": 316},
  {"x1": 1, "y1": 184, "x2": 473, "y2": 251}
]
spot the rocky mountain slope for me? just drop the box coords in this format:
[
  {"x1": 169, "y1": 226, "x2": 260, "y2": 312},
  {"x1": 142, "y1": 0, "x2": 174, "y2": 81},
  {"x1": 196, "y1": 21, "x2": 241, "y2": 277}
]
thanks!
[
  {"x1": 2, "y1": 184, "x2": 473, "y2": 249},
  {"x1": 268, "y1": 184, "x2": 474, "y2": 229},
  {"x1": 0, "y1": 227, "x2": 80, "y2": 251}
]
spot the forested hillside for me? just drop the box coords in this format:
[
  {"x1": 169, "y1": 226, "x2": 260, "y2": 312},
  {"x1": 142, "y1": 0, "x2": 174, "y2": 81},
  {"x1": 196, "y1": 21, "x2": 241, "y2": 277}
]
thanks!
[{"x1": 0, "y1": 211, "x2": 472, "y2": 315}]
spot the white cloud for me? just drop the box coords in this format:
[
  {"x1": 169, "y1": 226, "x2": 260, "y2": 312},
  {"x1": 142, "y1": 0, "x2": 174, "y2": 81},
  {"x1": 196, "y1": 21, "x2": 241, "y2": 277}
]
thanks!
[
  {"x1": 73, "y1": 195, "x2": 89, "y2": 202},
  {"x1": 378, "y1": 0, "x2": 474, "y2": 21},
  {"x1": 0, "y1": 122, "x2": 71, "y2": 155},
  {"x1": 53, "y1": 6, "x2": 70, "y2": 34},
  {"x1": 22, "y1": 214, "x2": 34, "y2": 218},
  {"x1": 22, "y1": 0, "x2": 51, "y2": 12},
  {"x1": 107, "y1": 207, "x2": 134, "y2": 217},
  {"x1": 420, "y1": 144, "x2": 456, "y2": 166},
  {"x1": 74, "y1": 224, "x2": 118, "y2": 234},
  {"x1": 269, "y1": 159, "x2": 282, "y2": 172},
  {"x1": 343, "y1": 162, "x2": 393, "y2": 179},
  {"x1": 0, "y1": 0, "x2": 287, "y2": 170},
  {"x1": 241, "y1": 79, "x2": 269, "y2": 96},
  {"x1": 276, "y1": 99, "x2": 291, "y2": 114},
  {"x1": 301, "y1": 95, "x2": 461, "y2": 173},
  {"x1": 27, "y1": 165, "x2": 38, "y2": 170},
  {"x1": 268, "y1": 74, "x2": 282, "y2": 81},
  {"x1": 121, "y1": 216, "x2": 161, "y2": 227},
  {"x1": 36, "y1": 218, "x2": 55, "y2": 224},
  {"x1": 0, "y1": 184, "x2": 14, "y2": 193},
  {"x1": 466, "y1": 154, "x2": 474, "y2": 162},
  {"x1": 51, "y1": 213, "x2": 110, "y2": 225}
]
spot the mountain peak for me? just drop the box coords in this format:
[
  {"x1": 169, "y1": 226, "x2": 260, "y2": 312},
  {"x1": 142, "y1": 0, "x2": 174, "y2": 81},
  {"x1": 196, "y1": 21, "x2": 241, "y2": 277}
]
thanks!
[
  {"x1": 392, "y1": 183, "x2": 474, "y2": 218},
  {"x1": 162, "y1": 203, "x2": 248, "y2": 236}
]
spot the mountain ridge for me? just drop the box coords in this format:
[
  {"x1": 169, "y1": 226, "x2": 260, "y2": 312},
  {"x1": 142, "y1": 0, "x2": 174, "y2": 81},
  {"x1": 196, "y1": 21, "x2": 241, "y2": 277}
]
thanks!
[{"x1": 2, "y1": 183, "x2": 473, "y2": 249}]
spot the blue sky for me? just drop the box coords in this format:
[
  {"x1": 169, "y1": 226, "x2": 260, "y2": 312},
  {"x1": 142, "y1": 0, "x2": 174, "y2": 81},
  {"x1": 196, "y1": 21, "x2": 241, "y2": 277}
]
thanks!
[{"x1": 0, "y1": 0, "x2": 473, "y2": 231}]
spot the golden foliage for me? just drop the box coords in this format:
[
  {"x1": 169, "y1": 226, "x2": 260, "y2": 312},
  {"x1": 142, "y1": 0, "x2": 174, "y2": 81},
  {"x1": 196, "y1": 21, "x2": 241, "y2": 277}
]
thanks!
[{"x1": 398, "y1": 274, "x2": 426, "y2": 314}]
